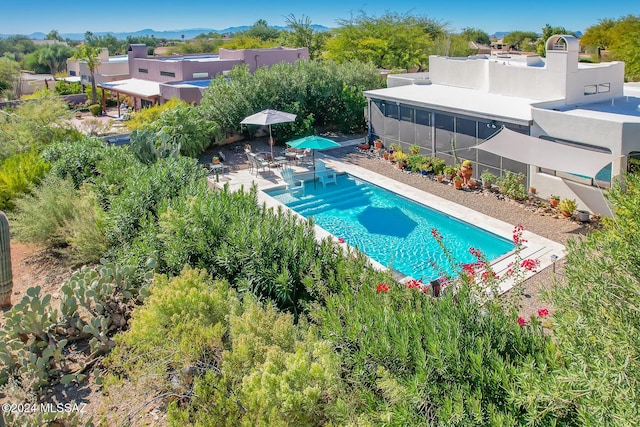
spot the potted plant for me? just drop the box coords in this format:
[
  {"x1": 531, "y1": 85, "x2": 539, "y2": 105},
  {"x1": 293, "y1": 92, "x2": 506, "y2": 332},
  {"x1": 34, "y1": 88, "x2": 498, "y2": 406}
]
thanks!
[
  {"x1": 550, "y1": 195, "x2": 560, "y2": 208},
  {"x1": 374, "y1": 138, "x2": 383, "y2": 149},
  {"x1": 480, "y1": 170, "x2": 496, "y2": 189},
  {"x1": 394, "y1": 152, "x2": 408, "y2": 169},
  {"x1": 529, "y1": 186, "x2": 537, "y2": 195},
  {"x1": 382, "y1": 150, "x2": 390, "y2": 161},
  {"x1": 443, "y1": 166, "x2": 455, "y2": 180},
  {"x1": 409, "y1": 144, "x2": 421, "y2": 155},
  {"x1": 212, "y1": 156, "x2": 220, "y2": 165},
  {"x1": 467, "y1": 179, "x2": 478, "y2": 190},
  {"x1": 436, "y1": 173, "x2": 444, "y2": 182},
  {"x1": 558, "y1": 198, "x2": 577, "y2": 217},
  {"x1": 453, "y1": 174, "x2": 463, "y2": 189},
  {"x1": 432, "y1": 158, "x2": 446, "y2": 177},
  {"x1": 576, "y1": 209, "x2": 590, "y2": 222}
]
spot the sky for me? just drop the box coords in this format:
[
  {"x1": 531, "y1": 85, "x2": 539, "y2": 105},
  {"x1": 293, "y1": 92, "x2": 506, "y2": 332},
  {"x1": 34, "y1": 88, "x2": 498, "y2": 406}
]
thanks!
[{"x1": 2, "y1": 0, "x2": 636, "y2": 35}]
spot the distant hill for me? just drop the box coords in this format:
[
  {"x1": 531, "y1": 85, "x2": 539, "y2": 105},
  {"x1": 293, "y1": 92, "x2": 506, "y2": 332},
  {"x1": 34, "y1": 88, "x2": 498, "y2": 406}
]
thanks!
[{"x1": 0, "y1": 25, "x2": 332, "y2": 41}]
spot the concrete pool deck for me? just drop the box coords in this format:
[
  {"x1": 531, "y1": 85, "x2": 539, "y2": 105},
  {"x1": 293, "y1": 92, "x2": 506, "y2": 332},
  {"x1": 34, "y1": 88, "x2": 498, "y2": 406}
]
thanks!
[{"x1": 209, "y1": 140, "x2": 566, "y2": 295}]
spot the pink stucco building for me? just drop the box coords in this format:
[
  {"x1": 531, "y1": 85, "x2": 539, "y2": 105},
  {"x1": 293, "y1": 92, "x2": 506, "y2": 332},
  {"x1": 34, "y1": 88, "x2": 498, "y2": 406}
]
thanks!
[{"x1": 99, "y1": 44, "x2": 309, "y2": 109}]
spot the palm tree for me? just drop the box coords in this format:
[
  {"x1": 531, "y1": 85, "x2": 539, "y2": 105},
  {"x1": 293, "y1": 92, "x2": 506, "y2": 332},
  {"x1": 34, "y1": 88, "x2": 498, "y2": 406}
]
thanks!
[{"x1": 73, "y1": 44, "x2": 102, "y2": 105}]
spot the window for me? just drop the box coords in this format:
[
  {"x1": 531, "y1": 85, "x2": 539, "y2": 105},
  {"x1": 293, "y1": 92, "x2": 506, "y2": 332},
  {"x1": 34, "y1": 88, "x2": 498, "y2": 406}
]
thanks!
[
  {"x1": 138, "y1": 68, "x2": 148, "y2": 73},
  {"x1": 584, "y1": 85, "x2": 597, "y2": 95},
  {"x1": 193, "y1": 72, "x2": 208, "y2": 79},
  {"x1": 598, "y1": 83, "x2": 610, "y2": 93},
  {"x1": 160, "y1": 71, "x2": 176, "y2": 77},
  {"x1": 69, "y1": 71, "x2": 76, "y2": 76},
  {"x1": 384, "y1": 103, "x2": 399, "y2": 119},
  {"x1": 400, "y1": 106, "x2": 414, "y2": 122}
]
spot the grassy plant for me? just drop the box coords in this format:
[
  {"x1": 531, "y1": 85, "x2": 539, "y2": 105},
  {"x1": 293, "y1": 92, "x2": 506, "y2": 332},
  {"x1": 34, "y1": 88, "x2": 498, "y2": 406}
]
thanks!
[
  {"x1": 12, "y1": 175, "x2": 78, "y2": 248},
  {"x1": 0, "y1": 149, "x2": 50, "y2": 210}
]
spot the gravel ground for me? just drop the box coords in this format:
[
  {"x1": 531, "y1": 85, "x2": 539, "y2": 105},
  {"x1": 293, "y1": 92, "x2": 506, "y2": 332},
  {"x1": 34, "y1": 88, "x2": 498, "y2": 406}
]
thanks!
[{"x1": 327, "y1": 145, "x2": 599, "y2": 319}]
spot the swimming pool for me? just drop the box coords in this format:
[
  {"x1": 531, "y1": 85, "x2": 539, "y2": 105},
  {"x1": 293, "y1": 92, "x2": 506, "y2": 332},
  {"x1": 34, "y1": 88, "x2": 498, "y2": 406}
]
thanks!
[{"x1": 264, "y1": 174, "x2": 514, "y2": 281}]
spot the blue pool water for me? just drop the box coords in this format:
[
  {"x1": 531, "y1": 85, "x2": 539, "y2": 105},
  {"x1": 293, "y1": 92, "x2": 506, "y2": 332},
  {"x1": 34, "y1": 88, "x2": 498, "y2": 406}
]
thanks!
[{"x1": 264, "y1": 174, "x2": 514, "y2": 281}]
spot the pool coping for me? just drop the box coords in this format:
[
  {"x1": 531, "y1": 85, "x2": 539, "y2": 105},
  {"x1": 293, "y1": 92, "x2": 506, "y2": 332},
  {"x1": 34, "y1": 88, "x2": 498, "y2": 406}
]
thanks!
[{"x1": 225, "y1": 151, "x2": 566, "y2": 295}]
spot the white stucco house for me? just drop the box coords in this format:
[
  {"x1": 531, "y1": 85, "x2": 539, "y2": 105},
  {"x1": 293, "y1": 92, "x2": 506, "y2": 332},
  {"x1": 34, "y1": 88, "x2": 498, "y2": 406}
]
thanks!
[{"x1": 365, "y1": 35, "x2": 640, "y2": 216}]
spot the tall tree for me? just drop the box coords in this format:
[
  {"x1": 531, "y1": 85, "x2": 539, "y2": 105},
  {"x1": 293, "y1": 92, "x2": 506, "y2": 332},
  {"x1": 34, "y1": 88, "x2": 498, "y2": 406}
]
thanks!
[
  {"x1": 326, "y1": 12, "x2": 444, "y2": 71},
  {"x1": 37, "y1": 44, "x2": 74, "y2": 74},
  {"x1": 460, "y1": 27, "x2": 491, "y2": 45},
  {"x1": 45, "y1": 30, "x2": 63, "y2": 41},
  {"x1": 242, "y1": 19, "x2": 280, "y2": 41},
  {"x1": 537, "y1": 24, "x2": 577, "y2": 56},
  {"x1": 503, "y1": 31, "x2": 539, "y2": 51},
  {"x1": 581, "y1": 18, "x2": 616, "y2": 59},
  {"x1": 280, "y1": 14, "x2": 329, "y2": 60},
  {"x1": 73, "y1": 44, "x2": 102, "y2": 104}
]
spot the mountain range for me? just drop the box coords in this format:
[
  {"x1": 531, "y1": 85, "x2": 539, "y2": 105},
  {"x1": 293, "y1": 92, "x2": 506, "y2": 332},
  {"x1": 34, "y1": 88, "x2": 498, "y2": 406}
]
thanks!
[{"x1": 0, "y1": 25, "x2": 331, "y2": 41}]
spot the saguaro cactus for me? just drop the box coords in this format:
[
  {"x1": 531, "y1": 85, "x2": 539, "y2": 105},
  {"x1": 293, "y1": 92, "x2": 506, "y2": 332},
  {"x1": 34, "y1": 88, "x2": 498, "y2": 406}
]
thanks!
[{"x1": 0, "y1": 210, "x2": 12, "y2": 307}]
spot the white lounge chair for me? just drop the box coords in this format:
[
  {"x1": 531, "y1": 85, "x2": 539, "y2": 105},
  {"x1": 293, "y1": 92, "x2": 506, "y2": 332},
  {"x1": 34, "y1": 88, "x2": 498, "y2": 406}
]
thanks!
[
  {"x1": 281, "y1": 168, "x2": 305, "y2": 195},
  {"x1": 314, "y1": 160, "x2": 337, "y2": 187},
  {"x1": 248, "y1": 152, "x2": 269, "y2": 175}
]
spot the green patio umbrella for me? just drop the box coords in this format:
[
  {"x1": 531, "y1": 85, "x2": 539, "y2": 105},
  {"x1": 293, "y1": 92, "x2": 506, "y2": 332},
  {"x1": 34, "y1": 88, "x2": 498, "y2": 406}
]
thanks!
[{"x1": 287, "y1": 135, "x2": 341, "y2": 188}]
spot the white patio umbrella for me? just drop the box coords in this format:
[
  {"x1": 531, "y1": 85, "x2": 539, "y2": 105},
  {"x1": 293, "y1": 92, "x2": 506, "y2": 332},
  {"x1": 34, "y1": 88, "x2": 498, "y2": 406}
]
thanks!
[{"x1": 240, "y1": 109, "x2": 297, "y2": 160}]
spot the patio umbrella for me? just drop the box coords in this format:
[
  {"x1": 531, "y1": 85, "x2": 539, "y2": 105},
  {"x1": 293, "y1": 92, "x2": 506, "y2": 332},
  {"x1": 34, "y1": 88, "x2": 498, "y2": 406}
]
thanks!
[
  {"x1": 240, "y1": 109, "x2": 297, "y2": 161},
  {"x1": 287, "y1": 135, "x2": 341, "y2": 188}
]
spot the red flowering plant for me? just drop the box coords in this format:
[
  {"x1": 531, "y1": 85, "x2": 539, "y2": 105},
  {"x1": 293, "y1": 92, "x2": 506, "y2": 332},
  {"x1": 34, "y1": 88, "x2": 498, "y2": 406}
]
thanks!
[{"x1": 429, "y1": 224, "x2": 541, "y2": 313}]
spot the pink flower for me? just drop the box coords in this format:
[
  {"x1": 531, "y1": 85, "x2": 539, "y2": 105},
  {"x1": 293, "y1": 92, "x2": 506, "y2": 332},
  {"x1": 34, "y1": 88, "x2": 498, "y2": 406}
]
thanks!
[
  {"x1": 406, "y1": 279, "x2": 423, "y2": 289},
  {"x1": 517, "y1": 317, "x2": 526, "y2": 326},
  {"x1": 520, "y1": 258, "x2": 540, "y2": 272},
  {"x1": 538, "y1": 308, "x2": 549, "y2": 317},
  {"x1": 512, "y1": 224, "x2": 528, "y2": 245},
  {"x1": 376, "y1": 283, "x2": 390, "y2": 293},
  {"x1": 338, "y1": 237, "x2": 345, "y2": 243}
]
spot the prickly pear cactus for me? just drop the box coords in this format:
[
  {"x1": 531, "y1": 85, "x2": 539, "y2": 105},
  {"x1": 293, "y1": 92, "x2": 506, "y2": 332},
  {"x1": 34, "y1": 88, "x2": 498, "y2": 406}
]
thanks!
[{"x1": 0, "y1": 210, "x2": 12, "y2": 307}]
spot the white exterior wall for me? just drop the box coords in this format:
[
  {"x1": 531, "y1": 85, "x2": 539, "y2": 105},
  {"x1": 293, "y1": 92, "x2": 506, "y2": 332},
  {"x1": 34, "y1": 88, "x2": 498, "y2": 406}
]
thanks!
[
  {"x1": 529, "y1": 107, "x2": 625, "y2": 215},
  {"x1": 428, "y1": 56, "x2": 488, "y2": 91}
]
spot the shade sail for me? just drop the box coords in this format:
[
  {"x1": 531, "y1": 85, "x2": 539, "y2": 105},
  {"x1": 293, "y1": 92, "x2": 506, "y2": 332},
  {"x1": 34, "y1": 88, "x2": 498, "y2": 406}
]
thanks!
[{"x1": 473, "y1": 127, "x2": 617, "y2": 178}]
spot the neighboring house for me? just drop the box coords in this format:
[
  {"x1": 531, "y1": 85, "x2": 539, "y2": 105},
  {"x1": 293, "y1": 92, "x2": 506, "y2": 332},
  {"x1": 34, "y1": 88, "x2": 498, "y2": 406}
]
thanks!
[
  {"x1": 66, "y1": 48, "x2": 130, "y2": 86},
  {"x1": 96, "y1": 44, "x2": 309, "y2": 109},
  {"x1": 364, "y1": 35, "x2": 640, "y2": 216}
]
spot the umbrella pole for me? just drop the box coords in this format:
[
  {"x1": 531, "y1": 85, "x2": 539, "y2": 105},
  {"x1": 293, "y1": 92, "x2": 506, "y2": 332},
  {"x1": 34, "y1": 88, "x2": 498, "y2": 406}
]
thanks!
[
  {"x1": 269, "y1": 125, "x2": 274, "y2": 161},
  {"x1": 313, "y1": 150, "x2": 316, "y2": 189}
]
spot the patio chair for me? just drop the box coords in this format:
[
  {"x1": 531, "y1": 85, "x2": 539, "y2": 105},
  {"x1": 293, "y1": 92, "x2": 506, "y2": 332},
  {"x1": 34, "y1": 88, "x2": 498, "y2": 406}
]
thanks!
[
  {"x1": 296, "y1": 148, "x2": 312, "y2": 165},
  {"x1": 248, "y1": 152, "x2": 269, "y2": 175},
  {"x1": 315, "y1": 160, "x2": 337, "y2": 187},
  {"x1": 281, "y1": 168, "x2": 305, "y2": 195}
]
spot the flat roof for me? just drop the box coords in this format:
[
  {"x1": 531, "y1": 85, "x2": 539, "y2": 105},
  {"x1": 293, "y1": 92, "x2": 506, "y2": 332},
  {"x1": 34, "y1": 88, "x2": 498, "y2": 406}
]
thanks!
[
  {"x1": 99, "y1": 78, "x2": 160, "y2": 98},
  {"x1": 547, "y1": 96, "x2": 640, "y2": 123},
  {"x1": 365, "y1": 84, "x2": 540, "y2": 124},
  {"x1": 158, "y1": 54, "x2": 219, "y2": 62}
]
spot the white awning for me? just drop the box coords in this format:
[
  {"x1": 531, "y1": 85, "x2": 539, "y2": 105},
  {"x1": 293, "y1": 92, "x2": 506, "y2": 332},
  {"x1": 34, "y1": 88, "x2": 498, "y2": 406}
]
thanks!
[
  {"x1": 98, "y1": 78, "x2": 160, "y2": 99},
  {"x1": 473, "y1": 127, "x2": 617, "y2": 177}
]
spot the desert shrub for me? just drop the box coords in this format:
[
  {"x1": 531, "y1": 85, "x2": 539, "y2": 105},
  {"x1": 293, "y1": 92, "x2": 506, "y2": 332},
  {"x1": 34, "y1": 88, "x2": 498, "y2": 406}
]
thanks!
[
  {"x1": 12, "y1": 175, "x2": 78, "y2": 247},
  {"x1": 497, "y1": 170, "x2": 527, "y2": 201},
  {"x1": 513, "y1": 173, "x2": 640, "y2": 426},
  {"x1": 63, "y1": 187, "x2": 110, "y2": 265},
  {"x1": 125, "y1": 98, "x2": 183, "y2": 131},
  {"x1": 104, "y1": 156, "x2": 205, "y2": 247},
  {"x1": 313, "y1": 272, "x2": 554, "y2": 426},
  {"x1": 88, "y1": 104, "x2": 102, "y2": 117},
  {"x1": 129, "y1": 129, "x2": 181, "y2": 165},
  {"x1": 53, "y1": 80, "x2": 82, "y2": 95},
  {"x1": 0, "y1": 149, "x2": 50, "y2": 210},
  {"x1": 0, "y1": 96, "x2": 80, "y2": 160},
  {"x1": 43, "y1": 137, "x2": 107, "y2": 188},
  {"x1": 200, "y1": 60, "x2": 383, "y2": 139},
  {"x1": 166, "y1": 296, "x2": 343, "y2": 426},
  {"x1": 148, "y1": 103, "x2": 220, "y2": 158}
]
